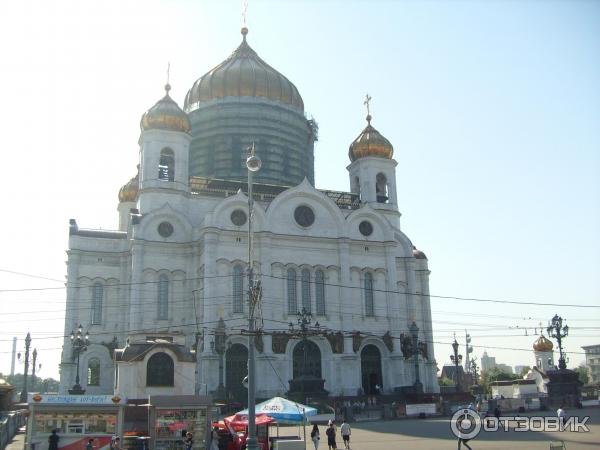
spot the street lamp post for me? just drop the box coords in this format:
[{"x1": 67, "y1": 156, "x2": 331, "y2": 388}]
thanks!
[
  {"x1": 547, "y1": 314, "x2": 569, "y2": 370},
  {"x1": 450, "y1": 336, "x2": 463, "y2": 393},
  {"x1": 69, "y1": 324, "x2": 89, "y2": 395},
  {"x1": 18, "y1": 332, "x2": 32, "y2": 403},
  {"x1": 246, "y1": 144, "x2": 261, "y2": 450},
  {"x1": 409, "y1": 322, "x2": 423, "y2": 394},
  {"x1": 212, "y1": 318, "x2": 227, "y2": 400}
]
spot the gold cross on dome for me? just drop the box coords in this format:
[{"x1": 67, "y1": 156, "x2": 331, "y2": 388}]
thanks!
[
  {"x1": 242, "y1": 0, "x2": 248, "y2": 27},
  {"x1": 364, "y1": 93, "x2": 372, "y2": 116},
  {"x1": 166, "y1": 62, "x2": 170, "y2": 85}
]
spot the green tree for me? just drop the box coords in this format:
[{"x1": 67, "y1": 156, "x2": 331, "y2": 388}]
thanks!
[
  {"x1": 438, "y1": 376, "x2": 455, "y2": 386},
  {"x1": 1, "y1": 373, "x2": 60, "y2": 394},
  {"x1": 575, "y1": 365, "x2": 590, "y2": 385},
  {"x1": 519, "y1": 366, "x2": 532, "y2": 377}
]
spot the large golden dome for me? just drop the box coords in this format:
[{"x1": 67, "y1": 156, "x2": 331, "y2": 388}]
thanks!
[
  {"x1": 349, "y1": 115, "x2": 394, "y2": 162},
  {"x1": 184, "y1": 28, "x2": 304, "y2": 111},
  {"x1": 118, "y1": 169, "x2": 139, "y2": 203},
  {"x1": 533, "y1": 334, "x2": 554, "y2": 352},
  {"x1": 140, "y1": 84, "x2": 191, "y2": 134}
]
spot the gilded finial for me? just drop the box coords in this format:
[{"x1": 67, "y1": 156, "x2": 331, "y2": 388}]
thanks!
[{"x1": 364, "y1": 93, "x2": 372, "y2": 124}]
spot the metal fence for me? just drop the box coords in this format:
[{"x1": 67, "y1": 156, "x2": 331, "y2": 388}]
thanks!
[{"x1": 0, "y1": 410, "x2": 27, "y2": 450}]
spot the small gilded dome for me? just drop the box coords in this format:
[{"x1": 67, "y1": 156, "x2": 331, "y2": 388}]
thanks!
[
  {"x1": 140, "y1": 84, "x2": 191, "y2": 134},
  {"x1": 184, "y1": 28, "x2": 304, "y2": 112},
  {"x1": 349, "y1": 115, "x2": 394, "y2": 162},
  {"x1": 118, "y1": 169, "x2": 139, "y2": 203},
  {"x1": 533, "y1": 334, "x2": 554, "y2": 352}
]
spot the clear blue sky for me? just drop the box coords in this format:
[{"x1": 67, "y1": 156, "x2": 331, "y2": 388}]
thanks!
[{"x1": 0, "y1": 0, "x2": 598, "y2": 380}]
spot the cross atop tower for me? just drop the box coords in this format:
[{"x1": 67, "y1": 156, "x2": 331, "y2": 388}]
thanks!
[
  {"x1": 242, "y1": 0, "x2": 248, "y2": 27},
  {"x1": 165, "y1": 62, "x2": 171, "y2": 94},
  {"x1": 364, "y1": 93, "x2": 372, "y2": 119}
]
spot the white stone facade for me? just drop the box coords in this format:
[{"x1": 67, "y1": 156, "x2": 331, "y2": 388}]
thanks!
[{"x1": 59, "y1": 87, "x2": 439, "y2": 401}]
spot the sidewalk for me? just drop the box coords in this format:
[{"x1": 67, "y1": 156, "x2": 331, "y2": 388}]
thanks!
[{"x1": 4, "y1": 428, "x2": 24, "y2": 450}]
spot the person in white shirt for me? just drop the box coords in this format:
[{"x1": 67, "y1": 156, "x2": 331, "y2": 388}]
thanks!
[
  {"x1": 557, "y1": 405, "x2": 566, "y2": 431},
  {"x1": 340, "y1": 420, "x2": 351, "y2": 449}
]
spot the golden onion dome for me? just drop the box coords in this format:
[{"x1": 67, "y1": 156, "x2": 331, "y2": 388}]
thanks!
[
  {"x1": 533, "y1": 334, "x2": 554, "y2": 352},
  {"x1": 349, "y1": 115, "x2": 394, "y2": 162},
  {"x1": 184, "y1": 28, "x2": 304, "y2": 112},
  {"x1": 140, "y1": 84, "x2": 191, "y2": 134},
  {"x1": 118, "y1": 168, "x2": 139, "y2": 203}
]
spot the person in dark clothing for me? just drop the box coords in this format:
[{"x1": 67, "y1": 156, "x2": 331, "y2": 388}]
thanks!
[
  {"x1": 325, "y1": 423, "x2": 337, "y2": 450},
  {"x1": 494, "y1": 406, "x2": 503, "y2": 430},
  {"x1": 48, "y1": 430, "x2": 60, "y2": 450}
]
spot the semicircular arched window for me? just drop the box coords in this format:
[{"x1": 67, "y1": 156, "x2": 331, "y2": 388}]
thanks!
[
  {"x1": 147, "y1": 352, "x2": 174, "y2": 387},
  {"x1": 87, "y1": 358, "x2": 100, "y2": 386}
]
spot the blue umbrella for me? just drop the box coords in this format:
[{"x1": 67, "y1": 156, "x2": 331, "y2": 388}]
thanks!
[{"x1": 237, "y1": 397, "x2": 318, "y2": 424}]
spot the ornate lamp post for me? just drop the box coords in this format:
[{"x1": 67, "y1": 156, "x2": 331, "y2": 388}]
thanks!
[
  {"x1": 547, "y1": 314, "x2": 569, "y2": 370},
  {"x1": 18, "y1": 332, "x2": 32, "y2": 403},
  {"x1": 409, "y1": 322, "x2": 423, "y2": 394},
  {"x1": 470, "y1": 358, "x2": 479, "y2": 385},
  {"x1": 211, "y1": 318, "x2": 227, "y2": 400},
  {"x1": 246, "y1": 144, "x2": 261, "y2": 450},
  {"x1": 69, "y1": 324, "x2": 89, "y2": 395},
  {"x1": 450, "y1": 336, "x2": 463, "y2": 392}
]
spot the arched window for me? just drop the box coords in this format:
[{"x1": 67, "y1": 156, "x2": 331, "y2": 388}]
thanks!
[
  {"x1": 87, "y1": 358, "x2": 100, "y2": 386},
  {"x1": 92, "y1": 283, "x2": 103, "y2": 325},
  {"x1": 315, "y1": 270, "x2": 325, "y2": 316},
  {"x1": 364, "y1": 272, "x2": 374, "y2": 316},
  {"x1": 376, "y1": 173, "x2": 388, "y2": 203},
  {"x1": 233, "y1": 265, "x2": 244, "y2": 313},
  {"x1": 157, "y1": 275, "x2": 169, "y2": 320},
  {"x1": 147, "y1": 352, "x2": 174, "y2": 386},
  {"x1": 158, "y1": 148, "x2": 175, "y2": 181},
  {"x1": 301, "y1": 269, "x2": 311, "y2": 312},
  {"x1": 287, "y1": 269, "x2": 297, "y2": 314}
]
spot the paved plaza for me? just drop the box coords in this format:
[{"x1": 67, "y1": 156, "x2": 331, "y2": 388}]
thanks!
[
  {"x1": 333, "y1": 408, "x2": 598, "y2": 450},
  {"x1": 300, "y1": 407, "x2": 600, "y2": 450},
  {"x1": 5, "y1": 408, "x2": 598, "y2": 450}
]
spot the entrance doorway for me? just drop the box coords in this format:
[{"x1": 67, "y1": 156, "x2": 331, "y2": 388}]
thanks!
[
  {"x1": 225, "y1": 343, "x2": 248, "y2": 405},
  {"x1": 361, "y1": 345, "x2": 382, "y2": 394}
]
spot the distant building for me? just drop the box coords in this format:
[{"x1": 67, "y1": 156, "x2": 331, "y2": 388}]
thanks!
[
  {"x1": 440, "y1": 365, "x2": 471, "y2": 390},
  {"x1": 514, "y1": 365, "x2": 529, "y2": 375},
  {"x1": 481, "y1": 351, "x2": 496, "y2": 372},
  {"x1": 581, "y1": 344, "x2": 600, "y2": 385}
]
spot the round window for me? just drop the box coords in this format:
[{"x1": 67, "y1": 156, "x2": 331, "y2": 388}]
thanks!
[
  {"x1": 231, "y1": 209, "x2": 247, "y2": 226},
  {"x1": 157, "y1": 222, "x2": 174, "y2": 238},
  {"x1": 359, "y1": 221, "x2": 373, "y2": 236},
  {"x1": 294, "y1": 205, "x2": 315, "y2": 227}
]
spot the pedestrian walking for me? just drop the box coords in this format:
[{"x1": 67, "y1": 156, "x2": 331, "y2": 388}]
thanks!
[
  {"x1": 310, "y1": 424, "x2": 320, "y2": 450},
  {"x1": 86, "y1": 438, "x2": 94, "y2": 450},
  {"x1": 340, "y1": 420, "x2": 351, "y2": 449},
  {"x1": 326, "y1": 422, "x2": 337, "y2": 450},
  {"x1": 557, "y1": 405, "x2": 566, "y2": 431},
  {"x1": 183, "y1": 432, "x2": 193, "y2": 450},
  {"x1": 48, "y1": 430, "x2": 60, "y2": 450},
  {"x1": 210, "y1": 427, "x2": 220, "y2": 450},
  {"x1": 494, "y1": 405, "x2": 502, "y2": 430},
  {"x1": 112, "y1": 437, "x2": 121, "y2": 450}
]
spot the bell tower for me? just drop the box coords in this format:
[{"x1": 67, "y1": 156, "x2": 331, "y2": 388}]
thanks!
[
  {"x1": 138, "y1": 84, "x2": 192, "y2": 194},
  {"x1": 347, "y1": 96, "x2": 398, "y2": 213}
]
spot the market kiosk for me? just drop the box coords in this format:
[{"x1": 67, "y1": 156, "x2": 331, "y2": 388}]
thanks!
[
  {"x1": 148, "y1": 395, "x2": 213, "y2": 450},
  {"x1": 26, "y1": 394, "x2": 126, "y2": 450}
]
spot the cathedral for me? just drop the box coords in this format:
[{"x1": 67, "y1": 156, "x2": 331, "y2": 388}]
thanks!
[{"x1": 59, "y1": 27, "x2": 439, "y2": 400}]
